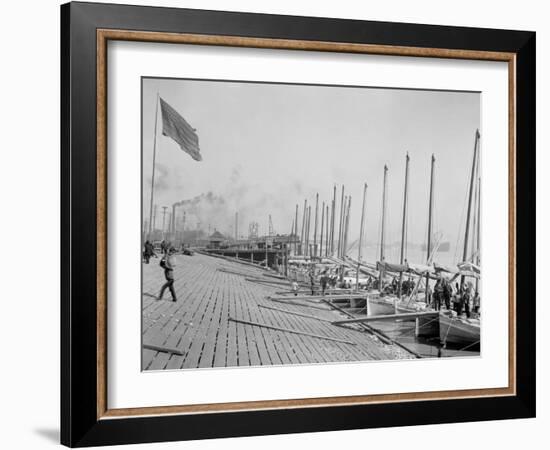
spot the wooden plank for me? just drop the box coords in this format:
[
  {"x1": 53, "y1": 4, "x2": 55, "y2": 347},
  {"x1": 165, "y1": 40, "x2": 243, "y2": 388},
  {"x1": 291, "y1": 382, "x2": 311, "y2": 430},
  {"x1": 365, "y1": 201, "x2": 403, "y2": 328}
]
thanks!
[
  {"x1": 229, "y1": 317, "x2": 357, "y2": 345},
  {"x1": 143, "y1": 343, "x2": 184, "y2": 355},
  {"x1": 267, "y1": 298, "x2": 331, "y2": 311},
  {"x1": 259, "y1": 305, "x2": 333, "y2": 322},
  {"x1": 268, "y1": 294, "x2": 368, "y2": 301},
  {"x1": 332, "y1": 311, "x2": 439, "y2": 325},
  {"x1": 245, "y1": 277, "x2": 294, "y2": 287}
]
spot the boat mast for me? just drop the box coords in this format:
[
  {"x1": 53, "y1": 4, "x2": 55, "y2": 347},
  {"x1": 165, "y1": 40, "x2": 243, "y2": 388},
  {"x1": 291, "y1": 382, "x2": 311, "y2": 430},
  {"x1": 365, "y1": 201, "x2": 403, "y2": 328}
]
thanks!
[
  {"x1": 379, "y1": 165, "x2": 388, "y2": 288},
  {"x1": 461, "y1": 129, "x2": 481, "y2": 290},
  {"x1": 313, "y1": 193, "x2": 319, "y2": 257},
  {"x1": 425, "y1": 154, "x2": 435, "y2": 304},
  {"x1": 330, "y1": 185, "x2": 336, "y2": 255},
  {"x1": 300, "y1": 199, "x2": 307, "y2": 256},
  {"x1": 343, "y1": 196, "x2": 352, "y2": 257},
  {"x1": 325, "y1": 204, "x2": 330, "y2": 257},
  {"x1": 475, "y1": 143, "x2": 481, "y2": 293},
  {"x1": 319, "y1": 200, "x2": 325, "y2": 258},
  {"x1": 356, "y1": 183, "x2": 368, "y2": 290},
  {"x1": 294, "y1": 204, "x2": 299, "y2": 256},
  {"x1": 398, "y1": 153, "x2": 410, "y2": 298},
  {"x1": 337, "y1": 186, "x2": 345, "y2": 258}
]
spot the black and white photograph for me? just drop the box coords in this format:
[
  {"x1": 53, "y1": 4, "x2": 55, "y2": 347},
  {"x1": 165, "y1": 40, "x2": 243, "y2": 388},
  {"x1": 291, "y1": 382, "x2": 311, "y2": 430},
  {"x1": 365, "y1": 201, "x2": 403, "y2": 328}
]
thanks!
[{"x1": 141, "y1": 77, "x2": 482, "y2": 370}]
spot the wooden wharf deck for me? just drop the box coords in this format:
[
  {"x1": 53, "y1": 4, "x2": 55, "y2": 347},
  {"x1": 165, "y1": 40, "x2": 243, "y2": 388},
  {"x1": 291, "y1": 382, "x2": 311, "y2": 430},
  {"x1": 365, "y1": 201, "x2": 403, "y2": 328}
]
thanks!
[{"x1": 142, "y1": 253, "x2": 412, "y2": 370}]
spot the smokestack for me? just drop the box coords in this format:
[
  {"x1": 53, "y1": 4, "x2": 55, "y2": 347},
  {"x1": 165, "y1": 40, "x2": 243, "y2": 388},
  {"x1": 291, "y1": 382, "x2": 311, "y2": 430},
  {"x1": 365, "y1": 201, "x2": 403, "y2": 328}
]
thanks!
[{"x1": 235, "y1": 212, "x2": 239, "y2": 240}]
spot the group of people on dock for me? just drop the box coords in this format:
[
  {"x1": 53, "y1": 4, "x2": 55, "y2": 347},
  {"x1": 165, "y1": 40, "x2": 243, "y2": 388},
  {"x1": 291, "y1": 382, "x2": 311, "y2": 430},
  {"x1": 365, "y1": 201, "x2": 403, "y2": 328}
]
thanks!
[
  {"x1": 376, "y1": 274, "x2": 480, "y2": 318},
  {"x1": 290, "y1": 261, "x2": 480, "y2": 319}
]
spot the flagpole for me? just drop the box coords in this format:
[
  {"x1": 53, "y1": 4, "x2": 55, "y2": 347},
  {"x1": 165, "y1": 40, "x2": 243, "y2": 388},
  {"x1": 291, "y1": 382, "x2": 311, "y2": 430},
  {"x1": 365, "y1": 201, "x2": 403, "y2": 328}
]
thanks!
[{"x1": 148, "y1": 93, "x2": 160, "y2": 237}]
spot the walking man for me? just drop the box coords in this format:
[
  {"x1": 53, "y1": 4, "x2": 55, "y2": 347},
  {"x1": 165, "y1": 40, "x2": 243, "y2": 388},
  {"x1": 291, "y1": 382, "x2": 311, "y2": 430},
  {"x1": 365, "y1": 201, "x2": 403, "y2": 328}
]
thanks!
[
  {"x1": 309, "y1": 269, "x2": 316, "y2": 295},
  {"x1": 143, "y1": 240, "x2": 156, "y2": 264},
  {"x1": 320, "y1": 272, "x2": 328, "y2": 296},
  {"x1": 158, "y1": 247, "x2": 178, "y2": 302}
]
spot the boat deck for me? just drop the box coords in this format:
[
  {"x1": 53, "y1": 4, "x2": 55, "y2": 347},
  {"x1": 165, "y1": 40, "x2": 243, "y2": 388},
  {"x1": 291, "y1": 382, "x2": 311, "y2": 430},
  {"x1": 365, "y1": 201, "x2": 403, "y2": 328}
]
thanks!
[{"x1": 142, "y1": 253, "x2": 411, "y2": 370}]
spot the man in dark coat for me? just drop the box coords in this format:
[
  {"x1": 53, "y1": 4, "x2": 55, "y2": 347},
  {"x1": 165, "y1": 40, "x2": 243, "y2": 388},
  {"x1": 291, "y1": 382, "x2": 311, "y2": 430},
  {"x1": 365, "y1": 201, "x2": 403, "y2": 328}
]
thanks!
[
  {"x1": 143, "y1": 240, "x2": 156, "y2": 264},
  {"x1": 158, "y1": 247, "x2": 178, "y2": 302},
  {"x1": 442, "y1": 279, "x2": 452, "y2": 310}
]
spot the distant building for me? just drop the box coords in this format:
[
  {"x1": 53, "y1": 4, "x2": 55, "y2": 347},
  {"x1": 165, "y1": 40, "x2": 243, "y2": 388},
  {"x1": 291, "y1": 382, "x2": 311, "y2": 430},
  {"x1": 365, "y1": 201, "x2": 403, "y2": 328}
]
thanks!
[{"x1": 208, "y1": 230, "x2": 226, "y2": 249}]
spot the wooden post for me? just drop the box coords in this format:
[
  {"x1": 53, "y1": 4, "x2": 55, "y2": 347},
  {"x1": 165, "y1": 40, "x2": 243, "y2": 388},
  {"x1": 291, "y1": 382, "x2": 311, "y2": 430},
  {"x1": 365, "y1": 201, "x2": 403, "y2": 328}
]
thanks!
[
  {"x1": 398, "y1": 153, "x2": 410, "y2": 298},
  {"x1": 356, "y1": 183, "x2": 368, "y2": 290}
]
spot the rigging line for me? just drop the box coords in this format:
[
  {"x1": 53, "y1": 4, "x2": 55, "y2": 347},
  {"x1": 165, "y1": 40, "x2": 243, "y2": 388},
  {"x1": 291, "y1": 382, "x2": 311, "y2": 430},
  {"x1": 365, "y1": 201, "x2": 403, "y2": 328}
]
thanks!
[{"x1": 454, "y1": 339, "x2": 481, "y2": 353}]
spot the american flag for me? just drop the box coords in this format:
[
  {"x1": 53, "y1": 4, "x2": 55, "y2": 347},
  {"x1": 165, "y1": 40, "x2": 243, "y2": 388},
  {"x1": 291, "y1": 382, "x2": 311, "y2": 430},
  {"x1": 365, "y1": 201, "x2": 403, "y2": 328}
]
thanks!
[{"x1": 159, "y1": 97, "x2": 202, "y2": 161}]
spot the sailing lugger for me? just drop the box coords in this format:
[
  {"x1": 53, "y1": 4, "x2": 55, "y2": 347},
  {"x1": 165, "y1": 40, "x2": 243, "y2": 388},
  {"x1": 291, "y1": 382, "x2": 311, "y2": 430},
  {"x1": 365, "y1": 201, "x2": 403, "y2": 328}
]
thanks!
[{"x1": 281, "y1": 129, "x2": 482, "y2": 354}]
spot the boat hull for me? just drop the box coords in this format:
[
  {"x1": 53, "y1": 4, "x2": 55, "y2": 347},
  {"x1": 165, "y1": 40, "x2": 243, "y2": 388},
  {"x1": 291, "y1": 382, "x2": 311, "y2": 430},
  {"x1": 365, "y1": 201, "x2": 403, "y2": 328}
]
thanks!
[
  {"x1": 367, "y1": 296, "x2": 397, "y2": 316},
  {"x1": 367, "y1": 296, "x2": 439, "y2": 337},
  {"x1": 439, "y1": 315, "x2": 480, "y2": 349}
]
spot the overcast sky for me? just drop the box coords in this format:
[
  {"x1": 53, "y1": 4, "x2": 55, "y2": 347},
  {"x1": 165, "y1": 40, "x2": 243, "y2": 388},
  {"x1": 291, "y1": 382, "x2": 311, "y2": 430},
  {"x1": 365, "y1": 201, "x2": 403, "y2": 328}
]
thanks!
[{"x1": 142, "y1": 77, "x2": 480, "y2": 265}]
